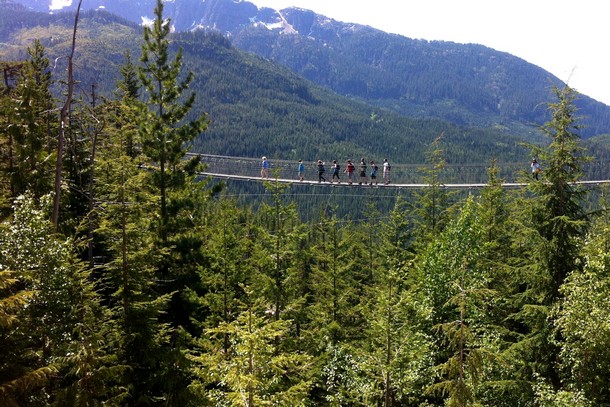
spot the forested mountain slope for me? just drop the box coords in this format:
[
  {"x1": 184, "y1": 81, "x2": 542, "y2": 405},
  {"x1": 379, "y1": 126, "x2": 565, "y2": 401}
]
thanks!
[
  {"x1": 0, "y1": 4, "x2": 539, "y2": 165},
  {"x1": 9, "y1": 0, "x2": 610, "y2": 139}
]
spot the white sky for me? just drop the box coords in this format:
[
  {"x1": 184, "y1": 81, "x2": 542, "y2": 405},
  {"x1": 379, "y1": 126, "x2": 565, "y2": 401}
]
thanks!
[{"x1": 249, "y1": 0, "x2": 610, "y2": 106}]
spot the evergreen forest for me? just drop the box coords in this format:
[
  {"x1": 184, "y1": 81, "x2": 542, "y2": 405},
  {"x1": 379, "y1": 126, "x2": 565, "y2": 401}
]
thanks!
[{"x1": 2, "y1": 1, "x2": 610, "y2": 406}]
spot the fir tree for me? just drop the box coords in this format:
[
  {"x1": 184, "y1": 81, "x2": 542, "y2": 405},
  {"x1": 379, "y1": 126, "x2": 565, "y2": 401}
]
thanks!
[
  {"x1": 413, "y1": 135, "x2": 454, "y2": 245},
  {"x1": 195, "y1": 290, "x2": 312, "y2": 406},
  {"x1": 359, "y1": 196, "x2": 431, "y2": 406},
  {"x1": 6, "y1": 40, "x2": 56, "y2": 200},
  {"x1": 138, "y1": 0, "x2": 209, "y2": 241},
  {"x1": 554, "y1": 189, "x2": 610, "y2": 404},
  {"x1": 504, "y1": 85, "x2": 590, "y2": 401},
  {"x1": 418, "y1": 197, "x2": 495, "y2": 406}
]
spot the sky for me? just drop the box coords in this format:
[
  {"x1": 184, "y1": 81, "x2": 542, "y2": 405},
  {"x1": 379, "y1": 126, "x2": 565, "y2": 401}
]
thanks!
[{"x1": 249, "y1": 0, "x2": 610, "y2": 106}]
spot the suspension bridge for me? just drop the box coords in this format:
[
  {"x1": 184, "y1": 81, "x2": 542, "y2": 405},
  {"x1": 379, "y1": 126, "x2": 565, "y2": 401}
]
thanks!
[{"x1": 191, "y1": 153, "x2": 610, "y2": 189}]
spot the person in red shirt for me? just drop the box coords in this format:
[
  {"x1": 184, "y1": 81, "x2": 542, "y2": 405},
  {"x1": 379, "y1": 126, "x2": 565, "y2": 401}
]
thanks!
[{"x1": 345, "y1": 159, "x2": 355, "y2": 184}]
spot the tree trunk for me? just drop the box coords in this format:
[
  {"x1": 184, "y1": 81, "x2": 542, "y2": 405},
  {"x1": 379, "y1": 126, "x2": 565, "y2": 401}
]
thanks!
[{"x1": 52, "y1": 0, "x2": 82, "y2": 229}]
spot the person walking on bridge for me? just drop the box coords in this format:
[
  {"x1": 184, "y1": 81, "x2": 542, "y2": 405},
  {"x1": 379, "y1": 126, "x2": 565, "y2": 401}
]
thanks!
[
  {"x1": 317, "y1": 160, "x2": 327, "y2": 183},
  {"x1": 383, "y1": 158, "x2": 391, "y2": 184},
  {"x1": 298, "y1": 160, "x2": 305, "y2": 181},
  {"x1": 531, "y1": 159, "x2": 541, "y2": 180},
  {"x1": 359, "y1": 158, "x2": 368, "y2": 185},
  {"x1": 369, "y1": 160, "x2": 378, "y2": 185},
  {"x1": 331, "y1": 160, "x2": 341, "y2": 183},
  {"x1": 345, "y1": 160, "x2": 355, "y2": 184},
  {"x1": 261, "y1": 156, "x2": 270, "y2": 178}
]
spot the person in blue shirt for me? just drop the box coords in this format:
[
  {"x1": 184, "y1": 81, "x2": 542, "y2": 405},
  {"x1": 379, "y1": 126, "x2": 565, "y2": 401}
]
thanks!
[
  {"x1": 369, "y1": 160, "x2": 378, "y2": 185},
  {"x1": 298, "y1": 160, "x2": 305, "y2": 181},
  {"x1": 261, "y1": 156, "x2": 269, "y2": 178}
]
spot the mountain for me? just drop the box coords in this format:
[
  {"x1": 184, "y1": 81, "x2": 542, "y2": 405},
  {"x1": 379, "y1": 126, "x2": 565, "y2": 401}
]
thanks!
[
  {"x1": 2, "y1": 2, "x2": 552, "y2": 171},
  {"x1": 9, "y1": 0, "x2": 610, "y2": 140}
]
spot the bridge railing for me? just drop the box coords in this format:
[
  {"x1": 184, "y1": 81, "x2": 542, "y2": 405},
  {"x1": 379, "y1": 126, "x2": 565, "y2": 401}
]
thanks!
[
  {"x1": 193, "y1": 154, "x2": 525, "y2": 184},
  {"x1": 190, "y1": 153, "x2": 610, "y2": 185}
]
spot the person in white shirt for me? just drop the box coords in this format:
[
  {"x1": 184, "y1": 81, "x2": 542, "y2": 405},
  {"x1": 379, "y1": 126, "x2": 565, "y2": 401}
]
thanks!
[
  {"x1": 383, "y1": 158, "x2": 391, "y2": 184},
  {"x1": 531, "y1": 159, "x2": 541, "y2": 180}
]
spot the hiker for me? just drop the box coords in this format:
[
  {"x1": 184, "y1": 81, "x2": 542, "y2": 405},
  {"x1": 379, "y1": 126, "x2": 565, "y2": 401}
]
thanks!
[
  {"x1": 298, "y1": 160, "x2": 305, "y2": 181},
  {"x1": 359, "y1": 158, "x2": 367, "y2": 185},
  {"x1": 531, "y1": 159, "x2": 541, "y2": 180},
  {"x1": 331, "y1": 160, "x2": 341, "y2": 183},
  {"x1": 345, "y1": 159, "x2": 355, "y2": 184},
  {"x1": 383, "y1": 158, "x2": 391, "y2": 184},
  {"x1": 317, "y1": 160, "x2": 326, "y2": 182},
  {"x1": 261, "y1": 156, "x2": 269, "y2": 178},
  {"x1": 369, "y1": 160, "x2": 378, "y2": 185}
]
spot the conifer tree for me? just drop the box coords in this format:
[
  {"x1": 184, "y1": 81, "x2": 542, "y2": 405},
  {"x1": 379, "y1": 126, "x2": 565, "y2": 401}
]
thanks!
[
  {"x1": 199, "y1": 200, "x2": 255, "y2": 349},
  {"x1": 93, "y1": 53, "x2": 183, "y2": 404},
  {"x1": 138, "y1": 0, "x2": 209, "y2": 241},
  {"x1": 413, "y1": 135, "x2": 454, "y2": 245},
  {"x1": 474, "y1": 161, "x2": 533, "y2": 406},
  {"x1": 529, "y1": 85, "x2": 589, "y2": 301},
  {"x1": 196, "y1": 290, "x2": 312, "y2": 406},
  {"x1": 515, "y1": 85, "x2": 589, "y2": 394},
  {"x1": 6, "y1": 40, "x2": 56, "y2": 200},
  {"x1": 418, "y1": 197, "x2": 495, "y2": 406},
  {"x1": 307, "y1": 214, "x2": 357, "y2": 344},
  {"x1": 137, "y1": 0, "x2": 211, "y2": 342},
  {"x1": 0, "y1": 61, "x2": 22, "y2": 215},
  {"x1": 134, "y1": 1, "x2": 211, "y2": 401},
  {"x1": 359, "y1": 197, "x2": 431, "y2": 406},
  {"x1": 0, "y1": 260, "x2": 53, "y2": 406},
  {"x1": 254, "y1": 180, "x2": 301, "y2": 322},
  {"x1": 0, "y1": 194, "x2": 120, "y2": 405},
  {"x1": 554, "y1": 189, "x2": 610, "y2": 404}
]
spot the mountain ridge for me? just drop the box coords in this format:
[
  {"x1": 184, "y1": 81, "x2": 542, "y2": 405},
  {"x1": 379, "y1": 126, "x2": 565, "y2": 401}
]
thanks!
[
  {"x1": 2, "y1": 4, "x2": 558, "y2": 169},
  {"x1": 9, "y1": 0, "x2": 610, "y2": 139}
]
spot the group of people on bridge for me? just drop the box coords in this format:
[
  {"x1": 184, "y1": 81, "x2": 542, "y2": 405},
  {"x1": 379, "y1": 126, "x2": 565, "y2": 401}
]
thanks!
[
  {"x1": 261, "y1": 157, "x2": 392, "y2": 185},
  {"x1": 258, "y1": 156, "x2": 545, "y2": 185}
]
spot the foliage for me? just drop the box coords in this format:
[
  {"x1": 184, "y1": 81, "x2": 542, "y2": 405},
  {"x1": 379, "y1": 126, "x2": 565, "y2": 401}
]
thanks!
[
  {"x1": 555, "y1": 202, "x2": 610, "y2": 405},
  {"x1": 194, "y1": 294, "x2": 312, "y2": 406},
  {"x1": 1, "y1": 3, "x2": 610, "y2": 407}
]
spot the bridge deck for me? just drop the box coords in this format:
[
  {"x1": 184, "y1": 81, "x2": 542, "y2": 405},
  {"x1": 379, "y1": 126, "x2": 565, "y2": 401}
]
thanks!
[
  {"x1": 191, "y1": 153, "x2": 610, "y2": 188},
  {"x1": 200, "y1": 172, "x2": 610, "y2": 189}
]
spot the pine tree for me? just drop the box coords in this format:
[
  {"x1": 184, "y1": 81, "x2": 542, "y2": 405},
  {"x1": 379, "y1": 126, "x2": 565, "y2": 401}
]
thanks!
[
  {"x1": 554, "y1": 188, "x2": 610, "y2": 404},
  {"x1": 503, "y1": 85, "x2": 590, "y2": 401},
  {"x1": 418, "y1": 197, "x2": 495, "y2": 406},
  {"x1": 138, "y1": 0, "x2": 209, "y2": 242},
  {"x1": 195, "y1": 290, "x2": 312, "y2": 406},
  {"x1": 6, "y1": 40, "x2": 56, "y2": 200},
  {"x1": 359, "y1": 196, "x2": 431, "y2": 406},
  {"x1": 413, "y1": 135, "x2": 454, "y2": 245}
]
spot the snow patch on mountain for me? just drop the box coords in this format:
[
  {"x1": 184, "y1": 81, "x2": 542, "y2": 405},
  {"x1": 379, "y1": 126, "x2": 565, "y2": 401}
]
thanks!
[
  {"x1": 272, "y1": 10, "x2": 297, "y2": 35},
  {"x1": 50, "y1": 0, "x2": 71, "y2": 10}
]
